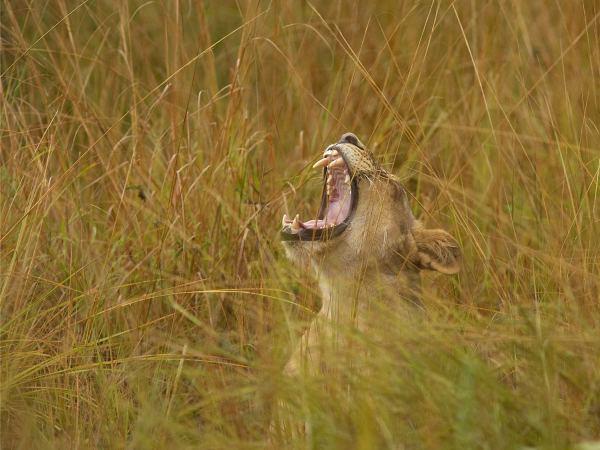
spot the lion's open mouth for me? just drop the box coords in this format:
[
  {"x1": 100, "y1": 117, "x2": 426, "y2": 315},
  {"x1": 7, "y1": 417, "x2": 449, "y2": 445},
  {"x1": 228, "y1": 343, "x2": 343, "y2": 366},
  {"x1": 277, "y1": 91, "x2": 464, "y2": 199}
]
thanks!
[{"x1": 281, "y1": 146, "x2": 358, "y2": 241}]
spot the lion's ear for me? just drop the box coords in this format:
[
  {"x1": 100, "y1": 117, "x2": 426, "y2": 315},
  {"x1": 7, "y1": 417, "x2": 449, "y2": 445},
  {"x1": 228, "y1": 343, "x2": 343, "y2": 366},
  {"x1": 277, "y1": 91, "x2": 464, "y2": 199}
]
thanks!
[{"x1": 412, "y1": 226, "x2": 461, "y2": 274}]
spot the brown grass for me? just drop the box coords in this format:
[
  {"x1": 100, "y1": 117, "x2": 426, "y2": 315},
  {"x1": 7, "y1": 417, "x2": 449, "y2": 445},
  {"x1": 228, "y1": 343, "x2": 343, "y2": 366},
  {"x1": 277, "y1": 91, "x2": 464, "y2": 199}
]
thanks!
[{"x1": 1, "y1": 1, "x2": 599, "y2": 448}]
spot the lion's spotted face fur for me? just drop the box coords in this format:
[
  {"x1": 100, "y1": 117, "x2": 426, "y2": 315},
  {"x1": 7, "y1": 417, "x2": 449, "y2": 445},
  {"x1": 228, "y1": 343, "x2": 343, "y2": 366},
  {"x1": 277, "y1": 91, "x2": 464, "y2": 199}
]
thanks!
[
  {"x1": 281, "y1": 132, "x2": 460, "y2": 298},
  {"x1": 280, "y1": 132, "x2": 461, "y2": 373}
]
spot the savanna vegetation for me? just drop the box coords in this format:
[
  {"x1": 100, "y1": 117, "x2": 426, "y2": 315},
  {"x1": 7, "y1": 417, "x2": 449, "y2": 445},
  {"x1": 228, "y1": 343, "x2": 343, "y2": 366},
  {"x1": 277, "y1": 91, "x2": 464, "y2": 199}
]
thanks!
[{"x1": 1, "y1": 1, "x2": 599, "y2": 448}]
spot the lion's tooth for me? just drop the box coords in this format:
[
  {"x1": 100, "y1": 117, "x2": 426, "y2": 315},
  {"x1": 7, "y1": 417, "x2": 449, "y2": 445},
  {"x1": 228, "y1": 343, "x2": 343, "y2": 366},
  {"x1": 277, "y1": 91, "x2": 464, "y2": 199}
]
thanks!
[
  {"x1": 282, "y1": 214, "x2": 291, "y2": 227},
  {"x1": 344, "y1": 174, "x2": 350, "y2": 184},
  {"x1": 328, "y1": 157, "x2": 345, "y2": 169},
  {"x1": 312, "y1": 157, "x2": 329, "y2": 169},
  {"x1": 327, "y1": 174, "x2": 333, "y2": 185},
  {"x1": 291, "y1": 214, "x2": 302, "y2": 232}
]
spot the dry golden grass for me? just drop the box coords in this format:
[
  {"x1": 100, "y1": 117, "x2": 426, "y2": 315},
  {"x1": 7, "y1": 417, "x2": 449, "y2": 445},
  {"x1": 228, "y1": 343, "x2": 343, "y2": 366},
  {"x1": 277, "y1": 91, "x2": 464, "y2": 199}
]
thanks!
[{"x1": 1, "y1": 1, "x2": 599, "y2": 448}]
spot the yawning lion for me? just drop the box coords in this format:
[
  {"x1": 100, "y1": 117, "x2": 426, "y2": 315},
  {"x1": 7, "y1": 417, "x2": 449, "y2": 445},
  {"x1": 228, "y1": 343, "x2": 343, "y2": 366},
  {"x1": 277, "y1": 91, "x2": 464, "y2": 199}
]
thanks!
[{"x1": 281, "y1": 133, "x2": 461, "y2": 374}]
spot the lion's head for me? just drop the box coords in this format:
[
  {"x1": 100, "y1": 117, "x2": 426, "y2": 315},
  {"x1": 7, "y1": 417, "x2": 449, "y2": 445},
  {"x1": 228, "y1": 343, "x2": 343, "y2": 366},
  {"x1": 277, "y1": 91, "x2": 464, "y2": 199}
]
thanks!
[{"x1": 281, "y1": 133, "x2": 460, "y2": 291}]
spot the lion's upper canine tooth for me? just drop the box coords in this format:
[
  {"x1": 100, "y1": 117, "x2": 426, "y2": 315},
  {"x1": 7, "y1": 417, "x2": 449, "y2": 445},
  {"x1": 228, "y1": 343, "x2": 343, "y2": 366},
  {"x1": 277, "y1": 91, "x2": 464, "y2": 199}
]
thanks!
[
  {"x1": 328, "y1": 157, "x2": 345, "y2": 169},
  {"x1": 312, "y1": 157, "x2": 330, "y2": 169},
  {"x1": 344, "y1": 174, "x2": 350, "y2": 184}
]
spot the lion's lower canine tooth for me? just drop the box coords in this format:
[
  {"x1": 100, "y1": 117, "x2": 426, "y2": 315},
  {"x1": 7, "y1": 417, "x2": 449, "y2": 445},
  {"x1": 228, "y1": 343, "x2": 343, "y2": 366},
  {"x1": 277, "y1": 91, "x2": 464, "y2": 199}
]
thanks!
[
  {"x1": 291, "y1": 214, "x2": 302, "y2": 232},
  {"x1": 282, "y1": 214, "x2": 291, "y2": 227}
]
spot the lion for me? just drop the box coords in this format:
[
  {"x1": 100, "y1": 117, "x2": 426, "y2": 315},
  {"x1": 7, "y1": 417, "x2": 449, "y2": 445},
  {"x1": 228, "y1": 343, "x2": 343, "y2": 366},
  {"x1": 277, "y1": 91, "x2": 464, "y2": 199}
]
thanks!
[{"x1": 280, "y1": 132, "x2": 461, "y2": 375}]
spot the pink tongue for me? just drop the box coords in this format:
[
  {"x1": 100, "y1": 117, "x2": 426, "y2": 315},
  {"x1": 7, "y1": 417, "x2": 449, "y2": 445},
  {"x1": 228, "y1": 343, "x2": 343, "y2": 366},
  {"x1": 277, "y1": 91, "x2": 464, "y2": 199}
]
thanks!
[
  {"x1": 301, "y1": 219, "x2": 327, "y2": 229},
  {"x1": 326, "y1": 196, "x2": 350, "y2": 224}
]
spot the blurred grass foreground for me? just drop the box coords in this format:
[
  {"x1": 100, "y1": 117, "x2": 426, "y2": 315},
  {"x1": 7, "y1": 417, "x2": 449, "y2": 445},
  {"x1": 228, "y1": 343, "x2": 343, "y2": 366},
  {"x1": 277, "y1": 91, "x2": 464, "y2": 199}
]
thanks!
[{"x1": 1, "y1": 1, "x2": 600, "y2": 449}]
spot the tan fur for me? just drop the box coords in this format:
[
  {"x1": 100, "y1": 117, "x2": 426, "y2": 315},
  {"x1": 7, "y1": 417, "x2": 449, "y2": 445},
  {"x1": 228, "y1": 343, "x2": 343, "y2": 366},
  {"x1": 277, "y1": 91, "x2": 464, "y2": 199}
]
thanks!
[{"x1": 282, "y1": 133, "x2": 461, "y2": 375}]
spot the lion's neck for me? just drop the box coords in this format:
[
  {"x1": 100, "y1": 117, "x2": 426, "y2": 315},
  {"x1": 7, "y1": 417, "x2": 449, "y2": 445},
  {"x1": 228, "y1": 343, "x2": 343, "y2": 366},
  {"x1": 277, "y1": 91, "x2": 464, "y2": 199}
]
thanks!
[{"x1": 313, "y1": 262, "x2": 421, "y2": 328}]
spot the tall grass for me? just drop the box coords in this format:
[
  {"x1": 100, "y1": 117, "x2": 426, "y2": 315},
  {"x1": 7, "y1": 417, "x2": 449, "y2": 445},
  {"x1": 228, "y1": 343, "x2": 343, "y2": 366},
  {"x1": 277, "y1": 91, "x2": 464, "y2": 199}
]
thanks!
[{"x1": 1, "y1": 1, "x2": 599, "y2": 448}]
